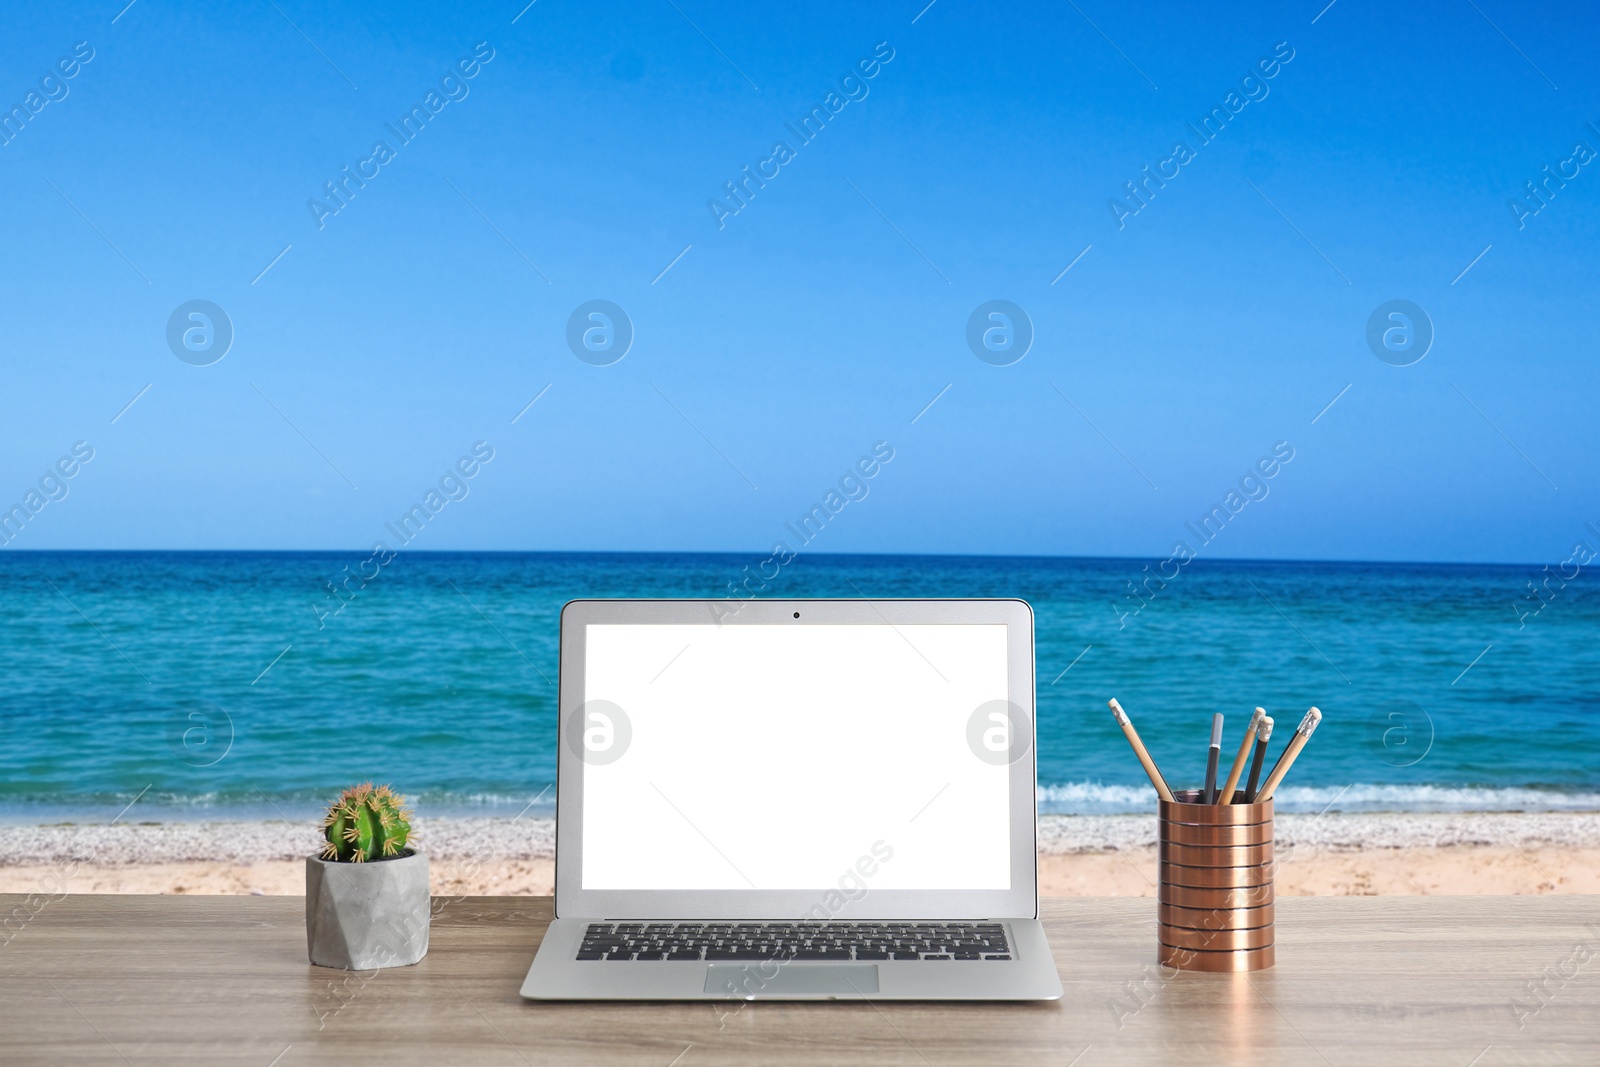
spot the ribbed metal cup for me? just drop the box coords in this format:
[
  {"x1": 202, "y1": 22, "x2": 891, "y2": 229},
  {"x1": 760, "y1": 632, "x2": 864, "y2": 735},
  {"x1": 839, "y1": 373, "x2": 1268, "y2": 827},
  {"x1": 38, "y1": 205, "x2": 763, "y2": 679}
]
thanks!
[{"x1": 1157, "y1": 789, "x2": 1274, "y2": 972}]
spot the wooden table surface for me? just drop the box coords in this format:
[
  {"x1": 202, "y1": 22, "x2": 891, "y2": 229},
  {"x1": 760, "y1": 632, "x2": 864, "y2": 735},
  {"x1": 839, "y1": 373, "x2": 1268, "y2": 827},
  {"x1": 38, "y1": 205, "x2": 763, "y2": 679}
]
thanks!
[{"x1": 2, "y1": 894, "x2": 1596, "y2": 1065}]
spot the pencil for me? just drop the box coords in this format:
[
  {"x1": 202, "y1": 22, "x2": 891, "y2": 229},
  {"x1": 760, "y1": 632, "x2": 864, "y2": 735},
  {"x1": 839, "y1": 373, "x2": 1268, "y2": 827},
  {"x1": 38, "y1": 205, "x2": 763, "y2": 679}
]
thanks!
[
  {"x1": 1202, "y1": 713, "x2": 1223, "y2": 803},
  {"x1": 1256, "y1": 707, "x2": 1323, "y2": 803},
  {"x1": 1109, "y1": 698, "x2": 1175, "y2": 803},
  {"x1": 1216, "y1": 707, "x2": 1264, "y2": 805},
  {"x1": 1256, "y1": 707, "x2": 1317, "y2": 800},
  {"x1": 1244, "y1": 716, "x2": 1273, "y2": 802}
]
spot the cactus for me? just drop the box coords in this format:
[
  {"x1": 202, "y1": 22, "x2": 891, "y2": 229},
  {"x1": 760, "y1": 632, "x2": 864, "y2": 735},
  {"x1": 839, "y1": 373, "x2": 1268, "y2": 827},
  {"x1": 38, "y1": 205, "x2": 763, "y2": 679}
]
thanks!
[{"x1": 320, "y1": 782, "x2": 413, "y2": 862}]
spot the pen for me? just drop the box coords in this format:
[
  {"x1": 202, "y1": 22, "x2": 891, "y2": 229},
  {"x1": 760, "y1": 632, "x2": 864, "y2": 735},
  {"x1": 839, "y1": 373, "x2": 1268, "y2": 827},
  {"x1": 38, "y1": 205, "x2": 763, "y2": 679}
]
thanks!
[
  {"x1": 1217, "y1": 707, "x2": 1264, "y2": 805},
  {"x1": 1203, "y1": 713, "x2": 1223, "y2": 804},
  {"x1": 1109, "y1": 698, "x2": 1175, "y2": 803},
  {"x1": 1256, "y1": 707, "x2": 1323, "y2": 804},
  {"x1": 1244, "y1": 716, "x2": 1274, "y2": 802}
]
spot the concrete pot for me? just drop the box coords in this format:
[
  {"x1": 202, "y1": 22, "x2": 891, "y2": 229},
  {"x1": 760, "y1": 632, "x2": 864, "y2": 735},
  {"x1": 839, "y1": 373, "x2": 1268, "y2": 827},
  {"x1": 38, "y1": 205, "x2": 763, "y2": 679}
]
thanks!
[{"x1": 305, "y1": 850, "x2": 431, "y2": 969}]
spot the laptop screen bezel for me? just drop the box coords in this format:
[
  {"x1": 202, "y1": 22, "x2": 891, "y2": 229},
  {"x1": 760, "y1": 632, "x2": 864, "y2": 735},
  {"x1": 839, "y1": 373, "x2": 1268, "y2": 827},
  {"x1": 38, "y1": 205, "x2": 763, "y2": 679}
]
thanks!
[{"x1": 553, "y1": 597, "x2": 1039, "y2": 920}]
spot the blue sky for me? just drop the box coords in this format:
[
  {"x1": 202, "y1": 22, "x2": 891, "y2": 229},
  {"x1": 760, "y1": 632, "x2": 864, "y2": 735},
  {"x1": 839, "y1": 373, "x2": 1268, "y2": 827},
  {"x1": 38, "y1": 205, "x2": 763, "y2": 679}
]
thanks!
[{"x1": 2, "y1": 0, "x2": 1596, "y2": 563}]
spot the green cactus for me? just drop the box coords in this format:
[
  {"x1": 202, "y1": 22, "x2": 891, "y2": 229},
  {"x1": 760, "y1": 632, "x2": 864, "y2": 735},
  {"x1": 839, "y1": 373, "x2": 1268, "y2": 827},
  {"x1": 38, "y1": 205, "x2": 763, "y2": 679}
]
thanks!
[{"x1": 320, "y1": 782, "x2": 413, "y2": 862}]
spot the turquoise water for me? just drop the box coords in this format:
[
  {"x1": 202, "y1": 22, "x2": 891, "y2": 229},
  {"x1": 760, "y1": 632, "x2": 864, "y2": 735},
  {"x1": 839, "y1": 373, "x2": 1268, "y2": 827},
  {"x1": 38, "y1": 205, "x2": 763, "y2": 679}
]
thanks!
[{"x1": 2, "y1": 551, "x2": 1596, "y2": 821}]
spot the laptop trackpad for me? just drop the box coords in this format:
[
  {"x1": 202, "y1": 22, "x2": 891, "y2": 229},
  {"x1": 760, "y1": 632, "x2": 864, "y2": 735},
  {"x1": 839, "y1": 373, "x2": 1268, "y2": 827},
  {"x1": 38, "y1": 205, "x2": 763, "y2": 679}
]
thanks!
[{"x1": 704, "y1": 963, "x2": 879, "y2": 997}]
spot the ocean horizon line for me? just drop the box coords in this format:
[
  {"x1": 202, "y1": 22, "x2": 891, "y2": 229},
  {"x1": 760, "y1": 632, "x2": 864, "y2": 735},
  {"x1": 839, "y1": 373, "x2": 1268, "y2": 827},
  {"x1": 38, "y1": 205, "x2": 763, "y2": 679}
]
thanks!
[{"x1": 0, "y1": 547, "x2": 1559, "y2": 569}]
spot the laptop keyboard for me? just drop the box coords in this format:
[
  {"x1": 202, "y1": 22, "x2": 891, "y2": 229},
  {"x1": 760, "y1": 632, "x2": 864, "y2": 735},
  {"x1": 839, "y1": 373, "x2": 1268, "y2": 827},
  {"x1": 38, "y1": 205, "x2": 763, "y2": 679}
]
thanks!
[{"x1": 576, "y1": 922, "x2": 1011, "y2": 961}]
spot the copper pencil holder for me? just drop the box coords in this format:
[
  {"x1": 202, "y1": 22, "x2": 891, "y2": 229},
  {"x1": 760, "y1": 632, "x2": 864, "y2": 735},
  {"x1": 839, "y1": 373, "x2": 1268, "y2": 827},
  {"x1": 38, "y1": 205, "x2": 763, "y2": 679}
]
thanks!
[{"x1": 1157, "y1": 789, "x2": 1274, "y2": 972}]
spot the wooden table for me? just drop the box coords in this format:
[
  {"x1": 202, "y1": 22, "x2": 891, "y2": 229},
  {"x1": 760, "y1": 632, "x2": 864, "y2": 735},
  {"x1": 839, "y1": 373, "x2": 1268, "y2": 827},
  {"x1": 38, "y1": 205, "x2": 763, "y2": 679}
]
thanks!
[{"x1": 2, "y1": 894, "x2": 1596, "y2": 1065}]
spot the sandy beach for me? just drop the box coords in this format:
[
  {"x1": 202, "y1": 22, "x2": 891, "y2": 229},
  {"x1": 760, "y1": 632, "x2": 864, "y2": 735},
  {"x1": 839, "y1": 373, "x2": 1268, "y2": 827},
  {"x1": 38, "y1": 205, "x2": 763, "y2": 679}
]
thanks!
[{"x1": 4, "y1": 812, "x2": 1598, "y2": 897}]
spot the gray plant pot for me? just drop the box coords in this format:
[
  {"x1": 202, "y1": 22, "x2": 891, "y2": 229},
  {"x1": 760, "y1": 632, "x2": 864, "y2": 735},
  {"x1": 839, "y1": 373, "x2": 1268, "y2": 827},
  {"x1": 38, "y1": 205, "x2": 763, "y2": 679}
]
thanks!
[{"x1": 305, "y1": 850, "x2": 431, "y2": 970}]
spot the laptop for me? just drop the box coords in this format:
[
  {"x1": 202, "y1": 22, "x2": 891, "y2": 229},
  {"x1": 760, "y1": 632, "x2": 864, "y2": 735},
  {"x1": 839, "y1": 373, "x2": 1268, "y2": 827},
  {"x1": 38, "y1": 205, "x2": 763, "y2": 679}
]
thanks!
[{"x1": 519, "y1": 597, "x2": 1063, "y2": 1001}]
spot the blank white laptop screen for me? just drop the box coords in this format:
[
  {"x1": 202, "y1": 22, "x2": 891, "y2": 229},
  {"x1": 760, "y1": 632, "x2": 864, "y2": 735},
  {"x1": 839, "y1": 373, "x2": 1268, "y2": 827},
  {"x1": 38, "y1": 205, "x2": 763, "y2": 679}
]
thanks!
[{"x1": 580, "y1": 623, "x2": 1012, "y2": 892}]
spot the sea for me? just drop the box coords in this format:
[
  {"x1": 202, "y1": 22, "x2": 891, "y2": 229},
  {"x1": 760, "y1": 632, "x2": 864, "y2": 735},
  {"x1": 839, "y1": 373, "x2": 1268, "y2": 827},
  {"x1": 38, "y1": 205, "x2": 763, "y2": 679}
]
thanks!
[{"x1": 2, "y1": 551, "x2": 1596, "y2": 823}]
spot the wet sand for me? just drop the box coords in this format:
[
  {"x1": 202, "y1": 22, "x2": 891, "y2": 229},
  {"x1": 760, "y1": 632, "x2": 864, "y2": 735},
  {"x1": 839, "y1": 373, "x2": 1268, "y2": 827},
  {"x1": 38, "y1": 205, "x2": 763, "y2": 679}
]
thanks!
[{"x1": 3, "y1": 813, "x2": 1596, "y2": 896}]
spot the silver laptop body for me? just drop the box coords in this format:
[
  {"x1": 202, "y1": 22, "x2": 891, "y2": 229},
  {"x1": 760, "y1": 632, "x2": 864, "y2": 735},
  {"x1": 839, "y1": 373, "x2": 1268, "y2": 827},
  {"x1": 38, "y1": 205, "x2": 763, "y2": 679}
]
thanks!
[{"x1": 520, "y1": 597, "x2": 1062, "y2": 1001}]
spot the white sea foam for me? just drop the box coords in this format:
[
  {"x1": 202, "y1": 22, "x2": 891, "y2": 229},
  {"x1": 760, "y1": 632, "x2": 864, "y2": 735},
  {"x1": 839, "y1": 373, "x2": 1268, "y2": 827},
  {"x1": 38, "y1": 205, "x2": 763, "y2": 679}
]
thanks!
[
  {"x1": 0, "y1": 790, "x2": 557, "y2": 826},
  {"x1": 5, "y1": 810, "x2": 1600, "y2": 865},
  {"x1": 1037, "y1": 781, "x2": 1600, "y2": 814},
  {"x1": 0, "y1": 816, "x2": 559, "y2": 866}
]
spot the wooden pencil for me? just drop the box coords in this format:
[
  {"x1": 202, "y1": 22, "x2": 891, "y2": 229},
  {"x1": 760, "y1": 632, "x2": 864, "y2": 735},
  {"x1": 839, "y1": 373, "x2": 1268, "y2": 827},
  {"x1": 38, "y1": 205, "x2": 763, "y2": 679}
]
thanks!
[
  {"x1": 1256, "y1": 707, "x2": 1322, "y2": 803},
  {"x1": 1109, "y1": 698, "x2": 1175, "y2": 803}
]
